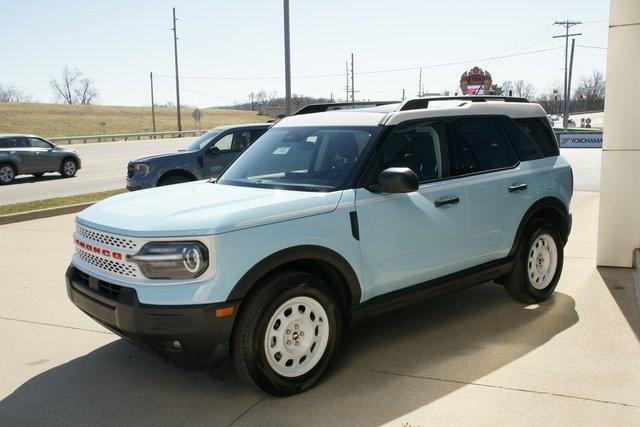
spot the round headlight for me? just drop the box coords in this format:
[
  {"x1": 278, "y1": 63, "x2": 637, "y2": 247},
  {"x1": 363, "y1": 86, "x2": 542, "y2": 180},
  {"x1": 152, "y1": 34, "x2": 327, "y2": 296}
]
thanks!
[
  {"x1": 183, "y1": 246, "x2": 202, "y2": 273},
  {"x1": 128, "y1": 241, "x2": 209, "y2": 280}
]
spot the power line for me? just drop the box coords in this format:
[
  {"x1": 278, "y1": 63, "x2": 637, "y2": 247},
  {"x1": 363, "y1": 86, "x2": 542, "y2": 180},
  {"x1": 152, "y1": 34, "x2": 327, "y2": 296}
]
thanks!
[
  {"x1": 577, "y1": 44, "x2": 607, "y2": 50},
  {"x1": 156, "y1": 46, "x2": 563, "y2": 82}
]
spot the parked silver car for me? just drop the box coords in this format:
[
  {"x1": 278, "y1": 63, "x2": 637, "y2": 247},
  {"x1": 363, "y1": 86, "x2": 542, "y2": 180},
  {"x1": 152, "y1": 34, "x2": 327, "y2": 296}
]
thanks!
[{"x1": 0, "y1": 134, "x2": 81, "y2": 185}]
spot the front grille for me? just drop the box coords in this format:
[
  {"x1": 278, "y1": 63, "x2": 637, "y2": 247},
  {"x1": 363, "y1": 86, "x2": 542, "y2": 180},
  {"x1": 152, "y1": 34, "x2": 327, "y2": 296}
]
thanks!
[
  {"x1": 76, "y1": 224, "x2": 137, "y2": 250},
  {"x1": 77, "y1": 249, "x2": 138, "y2": 277},
  {"x1": 74, "y1": 269, "x2": 123, "y2": 300},
  {"x1": 127, "y1": 164, "x2": 134, "y2": 178}
]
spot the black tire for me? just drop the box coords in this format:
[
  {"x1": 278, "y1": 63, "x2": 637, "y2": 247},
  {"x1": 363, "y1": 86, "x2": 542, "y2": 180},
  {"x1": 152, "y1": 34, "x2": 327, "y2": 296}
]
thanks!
[
  {"x1": 158, "y1": 174, "x2": 193, "y2": 186},
  {"x1": 232, "y1": 271, "x2": 343, "y2": 396},
  {"x1": 32, "y1": 173, "x2": 45, "y2": 178},
  {"x1": 504, "y1": 219, "x2": 564, "y2": 303},
  {"x1": 60, "y1": 158, "x2": 78, "y2": 178},
  {"x1": 0, "y1": 163, "x2": 16, "y2": 185}
]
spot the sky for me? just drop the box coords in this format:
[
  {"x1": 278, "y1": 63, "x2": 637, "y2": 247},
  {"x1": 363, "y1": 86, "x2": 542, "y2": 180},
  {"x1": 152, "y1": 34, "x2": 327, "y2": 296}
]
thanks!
[{"x1": 2, "y1": 0, "x2": 610, "y2": 107}]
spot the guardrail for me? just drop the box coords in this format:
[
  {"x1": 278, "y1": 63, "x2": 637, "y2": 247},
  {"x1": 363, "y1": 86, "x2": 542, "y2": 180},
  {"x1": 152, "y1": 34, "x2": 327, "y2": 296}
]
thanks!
[{"x1": 49, "y1": 129, "x2": 208, "y2": 144}]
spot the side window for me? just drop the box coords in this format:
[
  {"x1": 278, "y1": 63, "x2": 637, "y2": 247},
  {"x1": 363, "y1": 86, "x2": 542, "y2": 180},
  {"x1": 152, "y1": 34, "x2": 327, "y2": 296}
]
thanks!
[
  {"x1": 250, "y1": 128, "x2": 267, "y2": 143},
  {"x1": 28, "y1": 138, "x2": 52, "y2": 149},
  {"x1": 0, "y1": 139, "x2": 6, "y2": 148},
  {"x1": 213, "y1": 134, "x2": 233, "y2": 151},
  {"x1": 513, "y1": 118, "x2": 559, "y2": 157},
  {"x1": 231, "y1": 131, "x2": 252, "y2": 152},
  {"x1": 498, "y1": 117, "x2": 543, "y2": 161},
  {"x1": 5, "y1": 137, "x2": 29, "y2": 148},
  {"x1": 453, "y1": 117, "x2": 518, "y2": 174},
  {"x1": 379, "y1": 120, "x2": 452, "y2": 182}
]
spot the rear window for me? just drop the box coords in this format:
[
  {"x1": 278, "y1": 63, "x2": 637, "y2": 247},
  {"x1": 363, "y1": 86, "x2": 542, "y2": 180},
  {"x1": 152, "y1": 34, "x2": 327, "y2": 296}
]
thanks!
[
  {"x1": 513, "y1": 117, "x2": 559, "y2": 157},
  {"x1": 1, "y1": 137, "x2": 29, "y2": 148}
]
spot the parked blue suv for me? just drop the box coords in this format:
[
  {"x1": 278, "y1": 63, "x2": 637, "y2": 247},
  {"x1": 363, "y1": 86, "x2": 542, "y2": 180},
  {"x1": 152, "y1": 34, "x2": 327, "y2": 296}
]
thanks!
[{"x1": 66, "y1": 97, "x2": 572, "y2": 395}]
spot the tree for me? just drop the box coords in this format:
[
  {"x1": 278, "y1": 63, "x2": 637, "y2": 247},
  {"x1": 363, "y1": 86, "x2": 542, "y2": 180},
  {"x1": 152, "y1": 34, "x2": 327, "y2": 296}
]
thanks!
[
  {"x1": 49, "y1": 66, "x2": 98, "y2": 105},
  {"x1": 0, "y1": 85, "x2": 32, "y2": 103},
  {"x1": 573, "y1": 70, "x2": 605, "y2": 111},
  {"x1": 513, "y1": 80, "x2": 535, "y2": 99}
]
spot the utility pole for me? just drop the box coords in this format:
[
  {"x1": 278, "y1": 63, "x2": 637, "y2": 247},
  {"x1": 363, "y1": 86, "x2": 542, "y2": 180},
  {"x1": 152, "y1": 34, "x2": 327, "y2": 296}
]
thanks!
[
  {"x1": 350, "y1": 53, "x2": 355, "y2": 102},
  {"x1": 172, "y1": 7, "x2": 182, "y2": 131},
  {"x1": 418, "y1": 69, "x2": 422, "y2": 96},
  {"x1": 567, "y1": 38, "x2": 576, "y2": 120},
  {"x1": 345, "y1": 61, "x2": 349, "y2": 101},
  {"x1": 402, "y1": 88, "x2": 405, "y2": 100},
  {"x1": 283, "y1": 0, "x2": 292, "y2": 115},
  {"x1": 553, "y1": 20, "x2": 581, "y2": 128},
  {"x1": 149, "y1": 72, "x2": 156, "y2": 134}
]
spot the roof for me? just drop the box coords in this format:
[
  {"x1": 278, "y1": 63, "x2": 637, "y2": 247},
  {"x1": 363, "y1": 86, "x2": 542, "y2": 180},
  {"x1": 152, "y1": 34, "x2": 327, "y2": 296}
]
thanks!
[
  {"x1": 0, "y1": 133, "x2": 38, "y2": 138},
  {"x1": 275, "y1": 97, "x2": 547, "y2": 128}
]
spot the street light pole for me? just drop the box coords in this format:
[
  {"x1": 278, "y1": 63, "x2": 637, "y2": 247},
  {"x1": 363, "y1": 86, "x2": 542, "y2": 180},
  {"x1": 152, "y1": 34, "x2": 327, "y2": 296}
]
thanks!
[{"x1": 283, "y1": 0, "x2": 292, "y2": 116}]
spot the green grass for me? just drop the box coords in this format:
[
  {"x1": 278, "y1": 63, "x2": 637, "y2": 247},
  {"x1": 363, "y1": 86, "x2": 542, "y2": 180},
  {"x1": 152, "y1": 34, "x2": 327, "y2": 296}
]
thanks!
[
  {"x1": 0, "y1": 102, "x2": 268, "y2": 138},
  {"x1": 0, "y1": 189, "x2": 126, "y2": 215}
]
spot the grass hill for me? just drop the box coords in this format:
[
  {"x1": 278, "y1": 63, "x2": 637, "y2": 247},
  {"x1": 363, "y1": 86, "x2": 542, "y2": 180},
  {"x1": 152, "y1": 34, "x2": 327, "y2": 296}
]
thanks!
[{"x1": 0, "y1": 103, "x2": 268, "y2": 138}]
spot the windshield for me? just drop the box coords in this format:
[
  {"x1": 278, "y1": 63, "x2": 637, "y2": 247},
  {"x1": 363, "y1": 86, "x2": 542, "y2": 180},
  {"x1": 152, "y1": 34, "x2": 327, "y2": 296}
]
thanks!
[
  {"x1": 185, "y1": 129, "x2": 223, "y2": 151},
  {"x1": 218, "y1": 126, "x2": 380, "y2": 191}
]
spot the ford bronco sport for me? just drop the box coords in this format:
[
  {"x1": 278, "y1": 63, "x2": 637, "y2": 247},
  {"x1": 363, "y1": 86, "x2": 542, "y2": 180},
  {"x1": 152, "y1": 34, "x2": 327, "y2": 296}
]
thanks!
[{"x1": 66, "y1": 96, "x2": 572, "y2": 396}]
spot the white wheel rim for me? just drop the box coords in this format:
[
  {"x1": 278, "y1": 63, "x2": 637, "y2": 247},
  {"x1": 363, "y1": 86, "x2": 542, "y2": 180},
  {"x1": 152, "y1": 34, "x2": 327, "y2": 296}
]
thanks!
[
  {"x1": 264, "y1": 296, "x2": 330, "y2": 378},
  {"x1": 0, "y1": 166, "x2": 14, "y2": 183},
  {"x1": 527, "y1": 233, "x2": 558, "y2": 290},
  {"x1": 64, "y1": 161, "x2": 76, "y2": 175}
]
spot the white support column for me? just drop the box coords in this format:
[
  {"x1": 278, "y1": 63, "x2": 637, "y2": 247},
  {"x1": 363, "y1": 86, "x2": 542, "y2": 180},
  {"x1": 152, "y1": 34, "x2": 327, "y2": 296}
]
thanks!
[{"x1": 597, "y1": 0, "x2": 640, "y2": 267}]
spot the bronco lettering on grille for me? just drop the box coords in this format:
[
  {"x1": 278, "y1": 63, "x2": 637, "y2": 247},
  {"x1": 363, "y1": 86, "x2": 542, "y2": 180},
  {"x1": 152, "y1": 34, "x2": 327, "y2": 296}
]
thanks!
[{"x1": 75, "y1": 239, "x2": 123, "y2": 260}]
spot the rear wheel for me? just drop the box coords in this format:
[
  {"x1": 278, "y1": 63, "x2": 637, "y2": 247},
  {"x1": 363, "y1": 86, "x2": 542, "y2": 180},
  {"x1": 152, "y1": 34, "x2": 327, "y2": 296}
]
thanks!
[
  {"x1": 504, "y1": 219, "x2": 563, "y2": 303},
  {"x1": 60, "y1": 158, "x2": 77, "y2": 178},
  {"x1": 0, "y1": 164, "x2": 16, "y2": 185},
  {"x1": 232, "y1": 271, "x2": 342, "y2": 396}
]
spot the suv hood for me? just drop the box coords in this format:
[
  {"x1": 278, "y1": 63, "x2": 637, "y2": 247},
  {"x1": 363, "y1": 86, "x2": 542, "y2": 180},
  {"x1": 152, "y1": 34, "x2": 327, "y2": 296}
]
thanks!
[
  {"x1": 131, "y1": 151, "x2": 188, "y2": 163},
  {"x1": 77, "y1": 181, "x2": 343, "y2": 237}
]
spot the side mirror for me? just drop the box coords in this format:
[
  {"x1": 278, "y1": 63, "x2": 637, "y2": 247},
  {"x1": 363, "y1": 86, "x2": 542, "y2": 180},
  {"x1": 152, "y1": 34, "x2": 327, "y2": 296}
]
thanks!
[
  {"x1": 207, "y1": 145, "x2": 220, "y2": 155},
  {"x1": 373, "y1": 167, "x2": 419, "y2": 193}
]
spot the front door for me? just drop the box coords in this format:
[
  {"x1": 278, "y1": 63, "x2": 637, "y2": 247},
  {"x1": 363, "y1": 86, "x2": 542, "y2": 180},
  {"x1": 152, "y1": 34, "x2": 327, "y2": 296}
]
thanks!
[
  {"x1": 203, "y1": 130, "x2": 255, "y2": 178},
  {"x1": 28, "y1": 138, "x2": 60, "y2": 171},
  {"x1": 355, "y1": 119, "x2": 468, "y2": 300}
]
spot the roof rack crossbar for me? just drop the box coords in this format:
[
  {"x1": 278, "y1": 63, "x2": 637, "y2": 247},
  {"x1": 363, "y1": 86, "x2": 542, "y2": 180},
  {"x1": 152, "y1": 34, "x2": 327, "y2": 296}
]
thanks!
[
  {"x1": 399, "y1": 95, "x2": 529, "y2": 112},
  {"x1": 293, "y1": 101, "x2": 400, "y2": 116}
]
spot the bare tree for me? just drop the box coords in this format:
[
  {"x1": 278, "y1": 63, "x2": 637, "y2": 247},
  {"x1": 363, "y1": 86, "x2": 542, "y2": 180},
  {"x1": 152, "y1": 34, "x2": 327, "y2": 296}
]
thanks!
[
  {"x1": 573, "y1": 70, "x2": 605, "y2": 111},
  {"x1": 0, "y1": 85, "x2": 32, "y2": 103},
  {"x1": 50, "y1": 67, "x2": 98, "y2": 105},
  {"x1": 513, "y1": 80, "x2": 535, "y2": 99}
]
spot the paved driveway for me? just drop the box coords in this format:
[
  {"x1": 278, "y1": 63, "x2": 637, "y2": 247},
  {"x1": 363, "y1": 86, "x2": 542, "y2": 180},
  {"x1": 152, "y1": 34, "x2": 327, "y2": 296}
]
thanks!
[{"x1": 0, "y1": 192, "x2": 639, "y2": 425}]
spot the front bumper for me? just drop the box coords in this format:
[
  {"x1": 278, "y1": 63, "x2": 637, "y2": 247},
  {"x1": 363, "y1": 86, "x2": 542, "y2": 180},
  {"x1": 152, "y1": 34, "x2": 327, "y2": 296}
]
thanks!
[{"x1": 66, "y1": 265, "x2": 238, "y2": 370}]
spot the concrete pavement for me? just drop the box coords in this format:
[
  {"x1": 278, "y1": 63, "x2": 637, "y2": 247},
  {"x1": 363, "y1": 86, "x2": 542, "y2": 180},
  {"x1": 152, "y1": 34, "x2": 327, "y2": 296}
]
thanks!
[
  {"x1": 0, "y1": 137, "x2": 195, "y2": 206},
  {"x1": 0, "y1": 192, "x2": 639, "y2": 425}
]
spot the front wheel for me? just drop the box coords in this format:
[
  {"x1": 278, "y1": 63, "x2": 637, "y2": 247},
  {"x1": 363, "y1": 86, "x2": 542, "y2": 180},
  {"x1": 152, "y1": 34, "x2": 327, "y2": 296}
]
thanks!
[
  {"x1": 504, "y1": 219, "x2": 564, "y2": 303},
  {"x1": 232, "y1": 271, "x2": 342, "y2": 396},
  {"x1": 60, "y1": 159, "x2": 77, "y2": 178}
]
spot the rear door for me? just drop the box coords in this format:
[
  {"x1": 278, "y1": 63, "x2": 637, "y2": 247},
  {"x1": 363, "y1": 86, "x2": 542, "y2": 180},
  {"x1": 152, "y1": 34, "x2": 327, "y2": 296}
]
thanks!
[
  {"x1": 355, "y1": 119, "x2": 469, "y2": 299},
  {"x1": 451, "y1": 116, "x2": 535, "y2": 265},
  {"x1": 4, "y1": 137, "x2": 36, "y2": 173}
]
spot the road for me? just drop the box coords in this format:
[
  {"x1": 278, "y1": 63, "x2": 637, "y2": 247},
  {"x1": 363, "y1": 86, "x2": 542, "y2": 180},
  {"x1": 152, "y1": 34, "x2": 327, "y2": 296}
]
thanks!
[
  {"x1": 0, "y1": 137, "x2": 195, "y2": 206},
  {"x1": 1, "y1": 192, "x2": 638, "y2": 424},
  {"x1": 0, "y1": 138, "x2": 601, "y2": 206}
]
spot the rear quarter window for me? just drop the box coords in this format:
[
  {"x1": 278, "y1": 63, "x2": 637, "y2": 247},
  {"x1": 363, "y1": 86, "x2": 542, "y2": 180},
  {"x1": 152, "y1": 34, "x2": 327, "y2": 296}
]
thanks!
[{"x1": 513, "y1": 117, "x2": 559, "y2": 157}]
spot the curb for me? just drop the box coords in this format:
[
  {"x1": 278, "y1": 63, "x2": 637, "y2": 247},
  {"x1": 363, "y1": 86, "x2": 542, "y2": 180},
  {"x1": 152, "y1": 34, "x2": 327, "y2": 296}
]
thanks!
[{"x1": 0, "y1": 202, "x2": 94, "y2": 225}]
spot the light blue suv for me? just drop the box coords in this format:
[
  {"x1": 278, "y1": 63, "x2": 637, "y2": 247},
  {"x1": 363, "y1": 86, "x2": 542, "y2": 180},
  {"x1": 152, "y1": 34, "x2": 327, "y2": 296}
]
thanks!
[{"x1": 66, "y1": 96, "x2": 572, "y2": 395}]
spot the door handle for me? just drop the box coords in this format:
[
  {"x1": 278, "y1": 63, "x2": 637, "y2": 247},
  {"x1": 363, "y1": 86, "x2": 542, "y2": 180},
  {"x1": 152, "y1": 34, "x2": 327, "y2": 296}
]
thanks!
[
  {"x1": 508, "y1": 183, "x2": 528, "y2": 193},
  {"x1": 434, "y1": 196, "x2": 460, "y2": 207}
]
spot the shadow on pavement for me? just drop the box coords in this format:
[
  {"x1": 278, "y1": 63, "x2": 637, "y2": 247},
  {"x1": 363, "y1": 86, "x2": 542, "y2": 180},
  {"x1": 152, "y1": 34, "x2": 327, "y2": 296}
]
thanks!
[
  {"x1": 598, "y1": 267, "x2": 640, "y2": 342},
  {"x1": 8, "y1": 174, "x2": 67, "y2": 186},
  {"x1": 0, "y1": 283, "x2": 578, "y2": 425}
]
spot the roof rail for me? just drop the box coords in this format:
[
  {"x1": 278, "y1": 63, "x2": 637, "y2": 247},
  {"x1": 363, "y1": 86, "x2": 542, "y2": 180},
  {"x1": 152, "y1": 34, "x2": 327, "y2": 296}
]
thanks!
[
  {"x1": 399, "y1": 95, "x2": 529, "y2": 112},
  {"x1": 293, "y1": 101, "x2": 400, "y2": 116}
]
